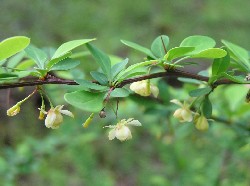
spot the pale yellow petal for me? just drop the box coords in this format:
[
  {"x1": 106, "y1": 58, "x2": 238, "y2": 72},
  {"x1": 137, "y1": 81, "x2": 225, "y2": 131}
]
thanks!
[
  {"x1": 181, "y1": 109, "x2": 193, "y2": 122},
  {"x1": 116, "y1": 126, "x2": 132, "y2": 141},
  {"x1": 108, "y1": 129, "x2": 116, "y2": 140},
  {"x1": 170, "y1": 99, "x2": 183, "y2": 107},
  {"x1": 127, "y1": 120, "x2": 142, "y2": 126},
  {"x1": 45, "y1": 111, "x2": 56, "y2": 128},
  {"x1": 151, "y1": 85, "x2": 159, "y2": 98},
  {"x1": 60, "y1": 110, "x2": 74, "y2": 118},
  {"x1": 173, "y1": 108, "x2": 183, "y2": 119}
]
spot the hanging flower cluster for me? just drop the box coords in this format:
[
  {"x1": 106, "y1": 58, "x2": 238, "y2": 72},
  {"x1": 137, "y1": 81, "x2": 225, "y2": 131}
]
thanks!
[{"x1": 170, "y1": 99, "x2": 209, "y2": 131}]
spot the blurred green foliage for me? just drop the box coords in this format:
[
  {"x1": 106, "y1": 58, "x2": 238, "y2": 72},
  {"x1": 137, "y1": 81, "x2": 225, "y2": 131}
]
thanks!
[{"x1": 1, "y1": 0, "x2": 250, "y2": 185}]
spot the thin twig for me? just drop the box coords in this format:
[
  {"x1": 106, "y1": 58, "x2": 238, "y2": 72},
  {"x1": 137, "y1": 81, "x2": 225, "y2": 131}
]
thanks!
[{"x1": 0, "y1": 69, "x2": 247, "y2": 90}]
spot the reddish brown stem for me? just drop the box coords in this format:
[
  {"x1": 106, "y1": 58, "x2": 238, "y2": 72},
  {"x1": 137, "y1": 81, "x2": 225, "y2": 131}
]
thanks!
[{"x1": 0, "y1": 69, "x2": 246, "y2": 90}]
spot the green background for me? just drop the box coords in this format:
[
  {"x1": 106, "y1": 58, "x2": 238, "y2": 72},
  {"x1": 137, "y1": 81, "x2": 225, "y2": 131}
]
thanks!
[{"x1": 0, "y1": 0, "x2": 250, "y2": 185}]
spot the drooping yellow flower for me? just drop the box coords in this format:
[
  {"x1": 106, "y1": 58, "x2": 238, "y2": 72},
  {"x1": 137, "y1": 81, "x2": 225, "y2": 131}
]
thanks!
[
  {"x1": 40, "y1": 105, "x2": 74, "y2": 129},
  {"x1": 170, "y1": 99, "x2": 193, "y2": 122},
  {"x1": 7, "y1": 104, "x2": 21, "y2": 116},
  {"x1": 194, "y1": 114, "x2": 209, "y2": 131},
  {"x1": 130, "y1": 80, "x2": 159, "y2": 97},
  {"x1": 105, "y1": 118, "x2": 142, "y2": 141}
]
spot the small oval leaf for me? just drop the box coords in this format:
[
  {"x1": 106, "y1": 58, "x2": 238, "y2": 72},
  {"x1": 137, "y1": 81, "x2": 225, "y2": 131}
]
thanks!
[
  {"x1": 191, "y1": 48, "x2": 227, "y2": 59},
  {"x1": 110, "y1": 88, "x2": 130, "y2": 98},
  {"x1": 221, "y1": 39, "x2": 250, "y2": 71},
  {"x1": 86, "y1": 44, "x2": 112, "y2": 81},
  {"x1": 50, "y1": 58, "x2": 80, "y2": 71},
  {"x1": 222, "y1": 72, "x2": 248, "y2": 83},
  {"x1": 111, "y1": 58, "x2": 129, "y2": 79},
  {"x1": 212, "y1": 48, "x2": 230, "y2": 76},
  {"x1": 64, "y1": 90, "x2": 105, "y2": 112},
  {"x1": 52, "y1": 39, "x2": 95, "y2": 59},
  {"x1": 75, "y1": 79, "x2": 109, "y2": 91},
  {"x1": 201, "y1": 96, "x2": 212, "y2": 118},
  {"x1": 189, "y1": 87, "x2": 212, "y2": 97},
  {"x1": 180, "y1": 35, "x2": 216, "y2": 54},
  {"x1": 165, "y1": 46, "x2": 195, "y2": 61},
  {"x1": 25, "y1": 45, "x2": 47, "y2": 69},
  {"x1": 90, "y1": 71, "x2": 108, "y2": 85},
  {"x1": 0, "y1": 36, "x2": 30, "y2": 61},
  {"x1": 151, "y1": 35, "x2": 169, "y2": 58},
  {"x1": 121, "y1": 40, "x2": 156, "y2": 59}
]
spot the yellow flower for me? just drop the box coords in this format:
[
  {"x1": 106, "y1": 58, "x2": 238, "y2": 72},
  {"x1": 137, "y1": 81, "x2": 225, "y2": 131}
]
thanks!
[
  {"x1": 40, "y1": 105, "x2": 74, "y2": 129},
  {"x1": 7, "y1": 104, "x2": 21, "y2": 116},
  {"x1": 130, "y1": 80, "x2": 159, "y2": 97},
  {"x1": 170, "y1": 99, "x2": 193, "y2": 122},
  {"x1": 105, "y1": 118, "x2": 142, "y2": 141},
  {"x1": 194, "y1": 114, "x2": 209, "y2": 131}
]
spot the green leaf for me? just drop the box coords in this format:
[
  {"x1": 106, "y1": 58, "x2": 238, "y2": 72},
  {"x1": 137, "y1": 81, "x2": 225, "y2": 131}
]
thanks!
[
  {"x1": 150, "y1": 35, "x2": 169, "y2": 58},
  {"x1": 0, "y1": 71, "x2": 29, "y2": 79},
  {"x1": 71, "y1": 69, "x2": 85, "y2": 79},
  {"x1": 111, "y1": 58, "x2": 128, "y2": 79},
  {"x1": 75, "y1": 79, "x2": 109, "y2": 91},
  {"x1": 0, "y1": 73, "x2": 18, "y2": 80},
  {"x1": 25, "y1": 45, "x2": 47, "y2": 69},
  {"x1": 86, "y1": 44, "x2": 111, "y2": 80},
  {"x1": 43, "y1": 47, "x2": 56, "y2": 59},
  {"x1": 50, "y1": 58, "x2": 80, "y2": 71},
  {"x1": 46, "y1": 52, "x2": 72, "y2": 70},
  {"x1": 212, "y1": 48, "x2": 230, "y2": 76},
  {"x1": 221, "y1": 40, "x2": 250, "y2": 71},
  {"x1": 180, "y1": 35, "x2": 216, "y2": 54},
  {"x1": 115, "y1": 60, "x2": 153, "y2": 82},
  {"x1": 121, "y1": 70, "x2": 147, "y2": 80},
  {"x1": 34, "y1": 68, "x2": 48, "y2": 77},
  {"x1": 0, "y1": 36, "x2": 30, "y2": 61},
  {"x1": 7, "y1": 51, "x2": 25, "y2": 69},
  {"x1": 0, "y1": 60, "x2": 6, "y2": 66},
  {"x1": 90, "y1": 71, "x2": 108, "y2": 85},
  {"x1": 15, "y1": 71, "x2": 31, "y2": 78},
  {"x1": 179, "y1": 62, "x2": 198, "y2": 66},
  {"x1": 222, "y1": 72, "x2": 248, "y2": 83},
  {"x1": 191, "y1": 48, "x2": 227, "y2": 59},
  {"x1": 16, "y1": 59, "x2": 35, "y2": 70},
  {"x1": 121, "y1": 40, "x2": 156, "y2": 59},
  {"x1": 201, "y1": 96, "x2": 212, "y2": 118},
  {"x1": 110, "y1": 88, "x2": 130, "y2": 98},
  {"x1": 165, "y1": 46, "x2": 195, "y2": 61},
  {"x1": 52, "y1": 39, "x2": 95, "y2": 59},
  {"x1": 64, "y1": 90, "x2": 105, "y2": 112},
  {"x1": 189, "y1": 87, "x2": 212, "y2": 97}
]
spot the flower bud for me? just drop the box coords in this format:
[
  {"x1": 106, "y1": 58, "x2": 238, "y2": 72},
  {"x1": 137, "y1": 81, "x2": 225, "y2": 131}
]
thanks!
[
  {"x1": 82, "y1": 113, "x2": 94, "y2": 128},
  {"x1": 7, "y1": 104, "x2": 21, "y2": 116},
  {"x1": 130, "y1": 80, "x2": 159, "y2": 97},
  {"x1": 38, "y1": 110, "x2": 45, "y2": 120},
  {"x1": 194, "y1": 114, "x2": 209, "y2": 131}
]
